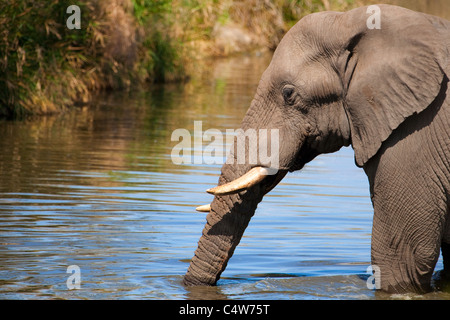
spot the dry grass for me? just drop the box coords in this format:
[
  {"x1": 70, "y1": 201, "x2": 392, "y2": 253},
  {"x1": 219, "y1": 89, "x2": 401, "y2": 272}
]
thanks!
[{"x1": 0, "y1": 0, "x2": 361, "y2": 118}]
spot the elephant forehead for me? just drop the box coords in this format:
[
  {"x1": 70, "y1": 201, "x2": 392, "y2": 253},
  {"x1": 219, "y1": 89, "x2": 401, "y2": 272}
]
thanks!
[
  {"x1": 268, "y1": 33, "x2": 339, "y2": 84},
  {"x1": 269, "y1": 42, "x2": 304, "y2": 75},
  {"x1": 267, "y1": 49, "x2": 314, "y2": 81}
]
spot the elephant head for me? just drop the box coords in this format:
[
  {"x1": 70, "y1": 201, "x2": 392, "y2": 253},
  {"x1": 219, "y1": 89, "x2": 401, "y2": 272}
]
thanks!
[{"x1": 183, "y1": 5, "x2": 449, "y2": 287}]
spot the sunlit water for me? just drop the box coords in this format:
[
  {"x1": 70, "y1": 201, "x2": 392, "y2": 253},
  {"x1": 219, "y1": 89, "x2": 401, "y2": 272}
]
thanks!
[{"x1": 1, "y1": 21, "x2": 450, "y2": 300}]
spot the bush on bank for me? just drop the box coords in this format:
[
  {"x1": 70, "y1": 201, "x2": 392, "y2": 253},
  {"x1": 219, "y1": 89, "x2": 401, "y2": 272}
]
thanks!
[{"x1": 0, "y1": 0, "x2": 357, "y2": 119}]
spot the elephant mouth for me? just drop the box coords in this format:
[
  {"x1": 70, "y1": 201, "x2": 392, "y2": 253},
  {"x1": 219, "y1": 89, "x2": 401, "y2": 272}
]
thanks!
[
  {"x1": 196, "y1": 166, "x2": 288, "y2": 212},
  {"x1": 194, "y1": 138, "x2": 318, "y2": 212}
]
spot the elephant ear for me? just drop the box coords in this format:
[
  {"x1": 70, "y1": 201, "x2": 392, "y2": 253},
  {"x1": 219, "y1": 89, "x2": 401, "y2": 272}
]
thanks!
[{"x1": 339, "y1": 5, "x2": 449, "y2": 166}]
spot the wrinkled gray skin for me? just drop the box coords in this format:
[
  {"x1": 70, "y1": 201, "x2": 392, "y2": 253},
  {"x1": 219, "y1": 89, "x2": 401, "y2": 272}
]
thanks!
[{"x1": 184, "y1": 5, "x2": 450, "y2": 293}]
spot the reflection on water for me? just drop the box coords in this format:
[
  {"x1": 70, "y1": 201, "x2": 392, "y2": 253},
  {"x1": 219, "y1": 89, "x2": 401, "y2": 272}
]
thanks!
[
  {"x1": 1, "y1": 1, "x2": 450, "y2": 300},
  {"x1": 0, "y1": 52, "x2": 377, "y2": 300}
]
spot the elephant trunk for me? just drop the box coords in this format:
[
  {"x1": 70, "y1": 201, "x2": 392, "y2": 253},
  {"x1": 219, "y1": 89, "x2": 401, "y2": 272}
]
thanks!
[
  {"x1": 183, "y1": 158, "x2": 287, "y2": 286},
  {"x1": 184, "y1": 97, "x2": 290, "y2": 286},
  {"x1": 183, "y1": 197, "x2": 255, "y2": 285}
]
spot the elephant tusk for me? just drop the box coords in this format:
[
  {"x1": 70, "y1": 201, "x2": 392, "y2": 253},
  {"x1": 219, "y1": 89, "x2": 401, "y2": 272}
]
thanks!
[
  {"x1": 195, "y1": 204, "x2": 211, "y2": 212},
  {"x1": 206, "y1": 166, "x2": 271, "y2": 196}
]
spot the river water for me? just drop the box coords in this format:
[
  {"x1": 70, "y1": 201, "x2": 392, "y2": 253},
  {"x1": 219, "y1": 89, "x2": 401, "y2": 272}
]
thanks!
[{"x1": 1, "y1": 4, "x2": 450, "y2": 300}]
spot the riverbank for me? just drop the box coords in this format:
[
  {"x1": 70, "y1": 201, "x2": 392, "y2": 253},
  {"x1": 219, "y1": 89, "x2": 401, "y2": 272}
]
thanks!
[{"x1": 0, "y1": 0, "x2": 360, "y2": 118}]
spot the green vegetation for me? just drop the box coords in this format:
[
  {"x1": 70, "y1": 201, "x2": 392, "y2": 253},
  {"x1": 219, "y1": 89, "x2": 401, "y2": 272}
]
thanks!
[{"x1": 0, "y1": 0, "x2": 358, "y2": 119}]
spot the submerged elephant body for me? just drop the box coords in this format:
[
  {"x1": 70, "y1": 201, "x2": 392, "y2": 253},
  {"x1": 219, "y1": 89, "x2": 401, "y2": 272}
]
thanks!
[{"x1": 184, "y1": 5, "x2": 450, "y2": 293}]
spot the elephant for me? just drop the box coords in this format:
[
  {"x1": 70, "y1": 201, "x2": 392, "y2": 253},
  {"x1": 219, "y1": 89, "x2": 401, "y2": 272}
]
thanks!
[{"x1": 183, "y1": 4, "x2": 450, "y2": 294}]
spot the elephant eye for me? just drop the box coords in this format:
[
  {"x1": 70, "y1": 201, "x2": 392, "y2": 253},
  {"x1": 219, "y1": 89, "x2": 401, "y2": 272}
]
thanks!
[{"x1": 282, "y1": 85, "x2": 296, "y2": 105}]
